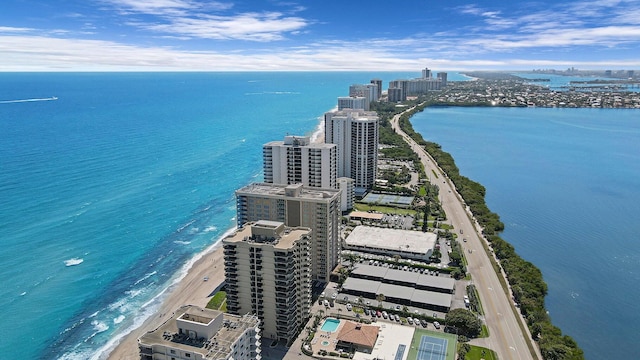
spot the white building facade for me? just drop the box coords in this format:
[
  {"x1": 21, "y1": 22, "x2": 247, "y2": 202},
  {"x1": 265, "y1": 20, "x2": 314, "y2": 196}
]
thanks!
[
  {"x1": 324, "y1": 110, "x2": 379, "y2": 191},
  {"x1": 263, "y1": 135, "x2": 337, "y2": 189}
]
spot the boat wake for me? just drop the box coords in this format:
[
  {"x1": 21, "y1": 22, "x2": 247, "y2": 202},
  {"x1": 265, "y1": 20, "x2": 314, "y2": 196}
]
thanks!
[
  {"x1": 0, "y1": 96, "x2": 58, "y2": 104},
  {"x1": 65, "y1": 258, "x2": 84, "y2": 267}
]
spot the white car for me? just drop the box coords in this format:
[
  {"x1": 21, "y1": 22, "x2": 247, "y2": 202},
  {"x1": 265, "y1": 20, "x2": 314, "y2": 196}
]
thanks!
[
  {"x1": 346, "y1": 303, "x2": 352, "y2": 311},
  {"x1": 331, "y1": 293, "x2": 337, "y2": 299},
  {"x1": 433, "y1": 321, "x2": 441, "y2": 329}
]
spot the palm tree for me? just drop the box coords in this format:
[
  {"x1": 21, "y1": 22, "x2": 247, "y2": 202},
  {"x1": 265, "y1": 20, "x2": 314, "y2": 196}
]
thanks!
[
  {"x1": 376, "y1": 293, "x2": 385, "y2": 307},
  {"x1": 344, "y1": 253, "x2": 359, "y2": 269}
]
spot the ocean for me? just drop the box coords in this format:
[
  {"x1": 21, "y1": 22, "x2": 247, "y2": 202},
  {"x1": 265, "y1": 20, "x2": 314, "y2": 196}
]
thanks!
[
  {"x1": 410, "y1": 106, "x2": 640, "y2": 359},
  {"x1": 0, "y1": 71, "x2": 422, "y2": 359}
]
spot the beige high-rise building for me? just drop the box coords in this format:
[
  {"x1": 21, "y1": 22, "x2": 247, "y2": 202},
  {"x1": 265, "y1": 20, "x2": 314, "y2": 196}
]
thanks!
[
  {"x1": 222, "y1": 221, "x2": 312, "y2": 341},
  {"x1": 138, "y1": 305, "x2": 261, "y2": 360},
  {"x1": 263, "y1": 135, "x2": 337, "y2": 189},
  {"x1": 235, "y1": 183, "x2": 340, "y2": 283}
]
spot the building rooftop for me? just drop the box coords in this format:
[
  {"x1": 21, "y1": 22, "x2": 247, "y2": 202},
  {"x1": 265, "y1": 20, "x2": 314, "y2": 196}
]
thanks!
[
  {"x1": 265, "y1": 135, "x2": 336, "y2": 149},
  {"x1": 350, "y1": 264, "x2": 455, "y2": 292},
  {"x1": 344, "y1": 226, "x2": 436, "y2": 255},
  {"x1": 336, "y1": 321, "x2": 380, "y2": 350},
  {"x1": 348, "y1": 211, "x2": 384, "y2": 221},
  {"x1": 236, "y1": 182, "x2": 339, "y2": 200},
  {"x1": 342, "y1": 277, "x2": 452, "y2": 309},
  {"x1": 223, "y1": 221, "x2": 310, "y2": 249},
  {"x1": 138, "y1": 305, "x2": 259, "y2": 360}
]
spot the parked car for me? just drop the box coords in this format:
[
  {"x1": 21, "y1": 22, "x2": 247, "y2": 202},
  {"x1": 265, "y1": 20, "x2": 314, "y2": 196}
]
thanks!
[
  {"x1": 407, "y1": 317, "x2": 413, "y2": 325},
  {"x1": 346, "y1": 303, "x2": 352, "y2": 311},
  {"x1": 433, "y1": 321, "x2": 441, "y2": 329}
]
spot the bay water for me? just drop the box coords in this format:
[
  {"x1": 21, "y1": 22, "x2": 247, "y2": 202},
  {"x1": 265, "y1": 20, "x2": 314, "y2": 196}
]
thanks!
[{"x1": 411, "y1": 106, "x2": 640, "y2": 359}]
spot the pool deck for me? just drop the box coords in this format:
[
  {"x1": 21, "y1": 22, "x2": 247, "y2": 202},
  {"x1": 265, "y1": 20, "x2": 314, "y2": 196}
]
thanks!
[{"x1": 312, "y1": 318, "x2": 344, "y2": 353}]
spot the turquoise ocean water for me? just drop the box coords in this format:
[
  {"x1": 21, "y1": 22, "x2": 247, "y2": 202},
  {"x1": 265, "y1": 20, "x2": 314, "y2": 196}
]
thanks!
[
  {"x1": 411, "y1": 106, "x2": 640, "y2": 359},
  {"x1": 0, "y1": 71, "x2": 422, "y2": 359}
]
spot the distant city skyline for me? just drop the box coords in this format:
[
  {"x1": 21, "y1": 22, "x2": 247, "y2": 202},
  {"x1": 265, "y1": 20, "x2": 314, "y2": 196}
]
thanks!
[{"x1": 1, "y1": 0, "x2": 639, "y2": 71}]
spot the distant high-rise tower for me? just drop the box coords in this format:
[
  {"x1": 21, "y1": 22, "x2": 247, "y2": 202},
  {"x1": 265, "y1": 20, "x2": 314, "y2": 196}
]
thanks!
[
  {"x1": 371, "y1": 79, "x2": 383, "y2": 99},
  {"x1": 263, "y1": 135, "x2": 336, "y2": 189},
  {"x1": 437, "y1": 72, "x2": 448, "y2": 87},
  {"x1": 223, "y1": 221, "x2": 312, "y2": 341},
  {"x1": 348, "y1": 84, "x2": 379, "y2": 110},
  {"x1": 337, "y1": 96, "x2": 367, "y2": 111},
  {"x1": 235, "y1": 183, "x2": 340, "y2": 283},
  {"x1": 324, "y1": 110, "x2": 379, "y2": 191},
  {"x1": 422, "y1": 67, "x2": 432, "y2": 79}
]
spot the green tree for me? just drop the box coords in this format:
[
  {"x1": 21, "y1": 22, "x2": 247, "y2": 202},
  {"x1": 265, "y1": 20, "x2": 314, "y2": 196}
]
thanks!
[
  {"x1": 422, "y1": 203, "x2": 430, "y2": 232},
  {"x1": 458, "y1": 343, "x2": 471, "y2": 358},
  {"x1": 344, "y1": 253, "x2": 359, "y2": 269},
  {"x1": 376, "y1": 293, "x2": 386, "y2": 307},
  {"x1": 445, "y1": 308, "x2": 482, "y2": 338},
  {"x1": 449, "y1": 250, "x2": 462, "y2": 265}
]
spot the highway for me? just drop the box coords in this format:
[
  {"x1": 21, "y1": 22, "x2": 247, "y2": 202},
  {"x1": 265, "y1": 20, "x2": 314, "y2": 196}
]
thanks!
[{"x1": 390, "y1": 108, "x2": 541, "y2": 360}]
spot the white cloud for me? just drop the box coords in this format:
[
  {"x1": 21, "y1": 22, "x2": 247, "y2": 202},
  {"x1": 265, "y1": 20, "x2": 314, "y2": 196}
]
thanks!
[
  {"x1": 103, "y1": 0, "x2": 231, "y2": 16},
  {"x1": 132, "y1": 12, "x2": 308, "y2": 41},
  {"x1": 1, "y1": 34, "x2": 639, "y2": 72},
  {"x1": 0, "y1": 26, "x2": 35, "y2": 33},
  {"x1": 101, "y1": 0, "x2": 306, "y2": 41}
]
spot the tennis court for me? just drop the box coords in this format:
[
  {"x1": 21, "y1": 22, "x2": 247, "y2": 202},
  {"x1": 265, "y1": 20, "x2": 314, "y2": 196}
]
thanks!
[
  {"x1": 361, "y1": 193, "x2": 415, "y2": 208},
  {"x1": 416, "y1": 335, "x2": 447, "y2": 360},
  {"x1": 407, "y1": 329, "x2": 456, "y2": 360}
]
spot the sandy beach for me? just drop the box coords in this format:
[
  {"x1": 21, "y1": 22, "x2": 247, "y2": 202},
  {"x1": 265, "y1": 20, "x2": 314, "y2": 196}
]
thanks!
[{"x1": 106, "y1": 245, "x2": 226, "y2": 359}]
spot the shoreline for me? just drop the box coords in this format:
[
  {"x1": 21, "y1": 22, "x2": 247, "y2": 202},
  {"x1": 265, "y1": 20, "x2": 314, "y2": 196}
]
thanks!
[
  {"x1": 104, "y1": 117, "x2": 327, "y2": 359},
  {"x1": 104, "y1": 240, "x2": 228, "y2": 359}
]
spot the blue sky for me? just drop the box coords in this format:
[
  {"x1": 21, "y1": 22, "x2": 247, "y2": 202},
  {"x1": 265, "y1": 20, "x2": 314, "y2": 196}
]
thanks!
[{"x1": 1, "y1": 0, "x2": 639, "y2": 71}]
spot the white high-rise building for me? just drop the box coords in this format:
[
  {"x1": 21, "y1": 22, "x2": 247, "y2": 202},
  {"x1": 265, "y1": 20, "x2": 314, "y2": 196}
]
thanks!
[
  {"x1": 337, "y1": 177, "x2": 355, "y2": 212},
  {"x1": 348, "y1": 84, "x2": 379, "y2": 110},
  {"x1": 324, "y1": 110, "x2": 379, "y2": 191},
  {"x1": 235, "y1": 183, "x2": 340, "y2": 283},
  {"x1": 223, "y1": 221, "x2": 312, "y2": 342},
  {"x1": 337, "y1": 96, "x2": 367, "y2": 111},
  {"x1": 263, "y1": 135, "x2": 336, "y2": 189}
]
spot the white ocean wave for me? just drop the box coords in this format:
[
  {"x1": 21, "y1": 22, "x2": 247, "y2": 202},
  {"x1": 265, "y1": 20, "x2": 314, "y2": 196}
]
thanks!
[
  {"x1": 203, "y1": 226, "x2": 217, "y2": 233},
  {"x1": 113, "y1": 315, "x2": 125, "y2": 324}
]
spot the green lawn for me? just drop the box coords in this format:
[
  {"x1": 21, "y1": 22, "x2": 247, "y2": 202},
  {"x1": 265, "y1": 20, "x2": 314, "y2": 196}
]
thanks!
[
  {"x1": 206, "y1": 291, "x2": 226, "y2": 311},
  {"x1": 465, "y1": 345, "x2": 497, "y2": 360},
  {"x1": 353, "y1": 203, "x2": 417, "y2": 216}
]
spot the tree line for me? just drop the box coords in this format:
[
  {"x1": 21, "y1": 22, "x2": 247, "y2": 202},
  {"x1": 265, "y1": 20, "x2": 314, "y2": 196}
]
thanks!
[{"x1": 392, "y1": 101, "x2": 584, "y2": 360}]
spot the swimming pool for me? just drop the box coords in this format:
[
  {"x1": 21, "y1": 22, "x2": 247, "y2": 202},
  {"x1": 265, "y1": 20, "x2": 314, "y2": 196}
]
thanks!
[{"x1": 320, "y1": 318, "x2": 341, "y2": 332}]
